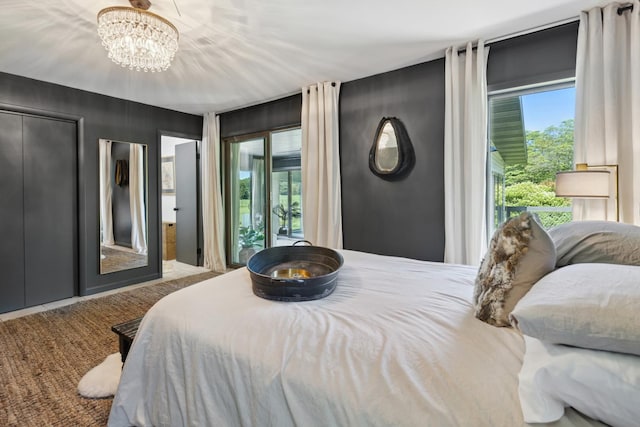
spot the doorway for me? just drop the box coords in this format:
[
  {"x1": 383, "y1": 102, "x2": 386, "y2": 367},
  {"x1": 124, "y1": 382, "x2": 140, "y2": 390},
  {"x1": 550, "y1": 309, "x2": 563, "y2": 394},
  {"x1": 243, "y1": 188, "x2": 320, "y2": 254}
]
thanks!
[{"x1": 160, "y1": 134, "x2": 203, "y2": 276}]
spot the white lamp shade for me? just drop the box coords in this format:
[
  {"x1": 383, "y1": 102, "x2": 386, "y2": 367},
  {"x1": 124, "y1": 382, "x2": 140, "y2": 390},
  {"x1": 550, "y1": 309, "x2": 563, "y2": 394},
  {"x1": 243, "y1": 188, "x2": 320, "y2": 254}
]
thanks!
[{"x1": 555, "y1": 170, "x2": 610, "y2": 198}]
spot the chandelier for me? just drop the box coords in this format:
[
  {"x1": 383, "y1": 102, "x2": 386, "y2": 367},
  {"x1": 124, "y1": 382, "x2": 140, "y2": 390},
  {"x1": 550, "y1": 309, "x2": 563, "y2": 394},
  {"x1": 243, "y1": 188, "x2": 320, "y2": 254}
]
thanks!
[{"x1": 97, "y1": 1, "x2": 179, "y2": 72}]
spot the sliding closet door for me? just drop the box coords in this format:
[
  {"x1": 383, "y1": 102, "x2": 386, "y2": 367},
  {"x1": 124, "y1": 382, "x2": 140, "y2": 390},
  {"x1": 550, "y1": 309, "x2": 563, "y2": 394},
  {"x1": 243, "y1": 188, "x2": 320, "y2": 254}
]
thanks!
[
  {"x1": 0, "y1": 112, "x2": 25, "y2": 312},
  {"x1": 22, "y1": 116, "x2": 77, "y2": 306}
]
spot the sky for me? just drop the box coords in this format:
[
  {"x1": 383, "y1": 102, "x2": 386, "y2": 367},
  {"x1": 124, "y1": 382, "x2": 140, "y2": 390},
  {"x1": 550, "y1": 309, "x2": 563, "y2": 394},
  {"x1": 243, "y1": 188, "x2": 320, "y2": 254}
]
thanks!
[{"x1": 521, "y1": 86, "x2": 575, "y2": 132}]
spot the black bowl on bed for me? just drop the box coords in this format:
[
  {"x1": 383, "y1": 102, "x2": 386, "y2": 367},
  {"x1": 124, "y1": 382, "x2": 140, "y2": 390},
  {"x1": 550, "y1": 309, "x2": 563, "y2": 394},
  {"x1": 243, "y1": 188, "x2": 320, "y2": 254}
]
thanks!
[{"x1": 247, "y1": 241, "x2": 343, "y2": 302}]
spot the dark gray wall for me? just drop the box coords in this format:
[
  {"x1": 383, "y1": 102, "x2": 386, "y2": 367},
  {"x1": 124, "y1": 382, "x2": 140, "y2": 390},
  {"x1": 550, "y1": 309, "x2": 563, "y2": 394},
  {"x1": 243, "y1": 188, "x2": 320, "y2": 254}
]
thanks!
[
  {"x1": 340, "y1": 60, "x2": 446, "y2": 261},
  {"x1": 0, "y1": 72, "x2": 203, "y2": 295},
  {"x1": 339, "y1": 22, "x2": 579, "y2": 261}
]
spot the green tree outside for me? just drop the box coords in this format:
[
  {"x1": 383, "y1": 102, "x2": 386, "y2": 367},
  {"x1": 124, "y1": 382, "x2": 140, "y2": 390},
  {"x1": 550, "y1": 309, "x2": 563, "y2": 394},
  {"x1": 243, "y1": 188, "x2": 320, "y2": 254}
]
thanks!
[
  {"x1": 501, "y1": 119, "x2": 574, "y2": 228},
  {"x1": 505, "y1": 119, "x2": 574, "y2": 187}
]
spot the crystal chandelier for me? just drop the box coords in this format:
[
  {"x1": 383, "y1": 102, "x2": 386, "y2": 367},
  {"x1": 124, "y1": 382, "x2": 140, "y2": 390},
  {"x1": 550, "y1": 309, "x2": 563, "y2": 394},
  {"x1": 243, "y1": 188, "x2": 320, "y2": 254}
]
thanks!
[{"x1": 97, "y1": 1, "x2": 179, "y2": 72}]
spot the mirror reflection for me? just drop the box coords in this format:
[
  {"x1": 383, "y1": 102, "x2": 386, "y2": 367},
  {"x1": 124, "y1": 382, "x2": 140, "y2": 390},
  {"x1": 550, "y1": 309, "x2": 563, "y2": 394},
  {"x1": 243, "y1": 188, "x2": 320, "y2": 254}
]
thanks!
[
  {"x1": 99, "y1": 139, "x2": 148, "y2": 274},
  {"x1": 375, "y1": 121, "x2": 399, "y2": 172}
]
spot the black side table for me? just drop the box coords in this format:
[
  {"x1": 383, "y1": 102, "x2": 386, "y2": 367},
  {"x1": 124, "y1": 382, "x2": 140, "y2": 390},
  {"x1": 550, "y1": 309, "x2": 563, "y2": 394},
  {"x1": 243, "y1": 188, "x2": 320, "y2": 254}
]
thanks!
[{"x1": 111, "y1": 317, "x2": 143, "y2": 363}]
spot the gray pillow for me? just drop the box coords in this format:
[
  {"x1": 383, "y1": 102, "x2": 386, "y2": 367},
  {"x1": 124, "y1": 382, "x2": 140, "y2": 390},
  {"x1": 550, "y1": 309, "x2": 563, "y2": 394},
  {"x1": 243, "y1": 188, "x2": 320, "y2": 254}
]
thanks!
[
  {"x1": 549, "y1": 221, "x2": 640, "y2": 267},
  {"x1": 510, "y1": 263, "x2": 640, "y2": 356},
  {"x1": 473, "y1": 212, "x2": 556, "y2": 327}
]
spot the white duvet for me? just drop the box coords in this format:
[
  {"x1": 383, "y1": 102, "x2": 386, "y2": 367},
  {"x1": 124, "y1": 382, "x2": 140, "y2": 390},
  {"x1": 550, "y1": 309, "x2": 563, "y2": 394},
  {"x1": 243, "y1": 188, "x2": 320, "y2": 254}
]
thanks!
[{"x1": 108, "y1": 250, "x2": 601, "y2": 427}]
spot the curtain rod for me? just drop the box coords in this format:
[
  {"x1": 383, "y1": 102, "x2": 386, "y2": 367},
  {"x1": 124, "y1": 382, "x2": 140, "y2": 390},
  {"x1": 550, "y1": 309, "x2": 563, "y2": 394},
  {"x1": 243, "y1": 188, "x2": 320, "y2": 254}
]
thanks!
[
  {"x1": 618, "y1": 4, "x2": 634, "y2": 15},
  {"x1": 454, "y1": 16, "x2": 579, "y2": 54},
  {"x1": 457, "y1": 3, "x2": 633, "y2": 55},
  {"x1": 217, "y1": 83, "x2": 337, "y2": 114},
  {"x1": 485, "y1": 16, "x2": 579, "y2": 45},
  {"x1": 221, "y1": 6, "x2": 634, "y2": 114},
  {"x1": 485, "y1": 2, "x2": 634, "y2": 45},
  {"x1": 306, "y1": 82, "x2": 337, "y2": 93}
]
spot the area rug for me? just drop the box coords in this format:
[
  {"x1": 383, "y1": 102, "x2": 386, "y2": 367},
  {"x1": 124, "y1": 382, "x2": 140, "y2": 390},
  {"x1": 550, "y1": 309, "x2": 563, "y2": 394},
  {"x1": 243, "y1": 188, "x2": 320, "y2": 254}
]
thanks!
[{"x1": 0, "y1": 271, "x2": 220, "y2": 427}]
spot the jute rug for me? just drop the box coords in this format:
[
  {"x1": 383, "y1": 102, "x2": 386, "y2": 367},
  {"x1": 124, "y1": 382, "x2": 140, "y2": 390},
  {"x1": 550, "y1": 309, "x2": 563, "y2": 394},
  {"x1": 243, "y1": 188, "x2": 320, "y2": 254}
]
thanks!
[{"x1": 0, "y1": 271, "x2": 220, "y2": 427}]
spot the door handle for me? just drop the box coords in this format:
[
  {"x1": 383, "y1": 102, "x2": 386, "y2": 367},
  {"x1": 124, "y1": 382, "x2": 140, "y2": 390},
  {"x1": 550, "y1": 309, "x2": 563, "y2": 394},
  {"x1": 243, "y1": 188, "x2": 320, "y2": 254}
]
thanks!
[{"x1": 173, "y1": 207, "x2": 180, "y2": 211}]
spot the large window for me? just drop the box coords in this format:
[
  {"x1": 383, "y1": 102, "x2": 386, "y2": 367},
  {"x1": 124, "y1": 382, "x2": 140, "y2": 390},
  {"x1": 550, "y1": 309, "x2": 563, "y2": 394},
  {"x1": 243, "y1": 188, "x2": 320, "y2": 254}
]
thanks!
[
  {"x1": 488, "y1": 82, "x2": 576, "y2": 234},
  {"x1": 224, "y1": 128, "x2": 303, "y2": 265}
]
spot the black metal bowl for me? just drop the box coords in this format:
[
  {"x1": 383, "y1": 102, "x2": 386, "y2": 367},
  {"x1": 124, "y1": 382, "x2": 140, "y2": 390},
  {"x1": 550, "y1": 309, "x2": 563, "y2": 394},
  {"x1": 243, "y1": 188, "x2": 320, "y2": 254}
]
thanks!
[{"x1": 247, "y1": 242, "x2": 343, "y2": 302}]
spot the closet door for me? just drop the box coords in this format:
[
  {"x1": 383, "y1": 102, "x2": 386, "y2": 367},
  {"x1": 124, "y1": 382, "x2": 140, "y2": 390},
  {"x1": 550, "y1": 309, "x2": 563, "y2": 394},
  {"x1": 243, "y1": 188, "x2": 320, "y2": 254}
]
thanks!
[
  {"x1": 22, "y1": 116, "x2": 77, "y2": 306},
  {"x1": 0, "y1": 112, "x2": 25, "y2": 312}
]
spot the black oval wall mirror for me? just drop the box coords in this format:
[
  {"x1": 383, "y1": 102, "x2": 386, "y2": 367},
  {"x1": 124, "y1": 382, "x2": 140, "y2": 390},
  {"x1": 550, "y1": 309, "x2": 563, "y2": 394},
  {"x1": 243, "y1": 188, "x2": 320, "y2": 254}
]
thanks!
[{"x1": 369, "y1": 117, "x2": 414, "y2": 180}]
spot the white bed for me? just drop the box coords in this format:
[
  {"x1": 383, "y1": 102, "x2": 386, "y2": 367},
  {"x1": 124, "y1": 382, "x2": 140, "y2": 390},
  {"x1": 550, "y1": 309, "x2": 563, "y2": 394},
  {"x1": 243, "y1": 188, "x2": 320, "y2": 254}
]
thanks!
[{"x1": 108, "y1": 250, "x2": 602, "y2": 426}]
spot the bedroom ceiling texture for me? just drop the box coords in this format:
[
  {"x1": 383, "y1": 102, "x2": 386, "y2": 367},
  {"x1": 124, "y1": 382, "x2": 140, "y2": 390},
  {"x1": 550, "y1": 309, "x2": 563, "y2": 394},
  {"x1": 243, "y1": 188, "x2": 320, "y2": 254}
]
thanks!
[{"x1": 0, "y1": 0, "x2": 611, "y2": 115}]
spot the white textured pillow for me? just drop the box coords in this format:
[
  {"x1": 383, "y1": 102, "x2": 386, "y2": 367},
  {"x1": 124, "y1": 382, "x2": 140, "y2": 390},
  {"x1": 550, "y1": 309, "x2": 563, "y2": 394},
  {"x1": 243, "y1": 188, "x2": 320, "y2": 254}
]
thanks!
[
  {"x1": 510, "y1": 263, "x2": 640, "y2": 356},
  {"x1": 519, "y1": 336, "x2": 640, "y2": 427}
]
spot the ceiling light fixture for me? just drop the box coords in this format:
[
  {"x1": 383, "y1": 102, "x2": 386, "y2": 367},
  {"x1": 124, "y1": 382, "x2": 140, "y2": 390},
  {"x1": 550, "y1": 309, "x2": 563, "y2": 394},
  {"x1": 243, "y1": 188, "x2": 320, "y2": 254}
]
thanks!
[{"x1": 97, "y1": 0, "x2": 179, "y2": 72}]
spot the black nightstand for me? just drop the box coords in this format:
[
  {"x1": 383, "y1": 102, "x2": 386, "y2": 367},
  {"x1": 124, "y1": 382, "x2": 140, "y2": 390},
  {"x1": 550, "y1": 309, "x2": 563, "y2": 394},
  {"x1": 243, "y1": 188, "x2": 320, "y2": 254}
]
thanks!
[{"x1": 111, "y1": 317, "x2": 143, "y2": 363}]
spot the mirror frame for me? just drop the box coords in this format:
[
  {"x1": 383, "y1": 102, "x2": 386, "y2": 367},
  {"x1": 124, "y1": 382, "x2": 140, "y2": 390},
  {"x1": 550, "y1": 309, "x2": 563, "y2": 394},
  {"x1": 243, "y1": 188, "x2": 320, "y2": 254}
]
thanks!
[{"x1": 369, "y1": 117, "x2": 415, "y2": 180}]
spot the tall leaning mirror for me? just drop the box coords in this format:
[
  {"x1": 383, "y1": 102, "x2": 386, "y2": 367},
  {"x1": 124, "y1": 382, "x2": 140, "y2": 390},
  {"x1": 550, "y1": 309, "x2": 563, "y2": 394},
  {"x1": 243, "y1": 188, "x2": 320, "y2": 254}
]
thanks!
[{"x1": 99, "y1": 139, "x2": 149, "y2": 274}]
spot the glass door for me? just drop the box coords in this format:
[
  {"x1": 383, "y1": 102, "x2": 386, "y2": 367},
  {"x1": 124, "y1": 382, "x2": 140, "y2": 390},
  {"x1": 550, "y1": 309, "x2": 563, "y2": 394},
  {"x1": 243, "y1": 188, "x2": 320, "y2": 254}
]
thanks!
[
  {"x1": 228, "y1": 137, "x2": 267, "y2": 264},
  {"x1": 224, "y1": 127, "x2": 303, "y2": 266},
  {"x1": 271, "y1": 129, "x2": 303, "y2": 246}
]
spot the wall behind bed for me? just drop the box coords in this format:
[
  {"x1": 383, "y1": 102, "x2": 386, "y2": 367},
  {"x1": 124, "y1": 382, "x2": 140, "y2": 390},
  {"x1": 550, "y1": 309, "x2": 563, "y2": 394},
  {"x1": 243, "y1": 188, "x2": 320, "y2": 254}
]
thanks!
[
  {"x1": 219, "y1": 22, "x2": 579, "y2": 263},
  {"x1": 340, "y1": 60, "x2": 445, "y2": 261}
]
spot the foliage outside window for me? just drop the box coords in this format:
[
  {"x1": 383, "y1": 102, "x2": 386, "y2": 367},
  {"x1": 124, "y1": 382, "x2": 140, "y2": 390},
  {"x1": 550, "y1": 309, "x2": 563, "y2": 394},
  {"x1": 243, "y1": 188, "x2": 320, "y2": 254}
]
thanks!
[{"x1": 489, "y1": 84, "x2": 575, "y2": 233}]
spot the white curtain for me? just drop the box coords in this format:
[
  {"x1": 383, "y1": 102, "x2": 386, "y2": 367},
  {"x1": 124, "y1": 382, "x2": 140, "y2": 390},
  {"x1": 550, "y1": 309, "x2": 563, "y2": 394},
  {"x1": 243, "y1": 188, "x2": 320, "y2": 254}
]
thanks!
[
  {"x1": 201, "y1": 112, "x2": 227, "y2": 271},
  {"x1": 99, "y1": 139, "x2": 114, "y2": 246},
  {"x1": 301, "y1": 82, "x2": 343, "y2": 248},
  {"x1": 129, "y1": 144, "x2": 147, "y2": 255},
  {"x1": 574, "y1": 1, "x2": 640, "y2": 224},
  {"x1": 444, "y1": 41, "x2": 489, "y2": 265}
]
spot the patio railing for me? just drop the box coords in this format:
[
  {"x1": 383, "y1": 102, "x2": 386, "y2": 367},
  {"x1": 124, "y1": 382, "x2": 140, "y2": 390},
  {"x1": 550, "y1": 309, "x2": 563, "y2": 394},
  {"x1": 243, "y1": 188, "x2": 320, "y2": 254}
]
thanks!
[{"x1": 503, "y1": 206, "x2": 572, "y2": 229}]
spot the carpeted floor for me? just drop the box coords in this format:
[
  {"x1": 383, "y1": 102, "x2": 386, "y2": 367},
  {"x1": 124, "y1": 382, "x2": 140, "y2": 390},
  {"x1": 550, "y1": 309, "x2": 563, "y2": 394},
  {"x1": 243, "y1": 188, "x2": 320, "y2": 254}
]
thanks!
[{"x1": 0, "y1": 271, "x2": 220, "y2": 427}]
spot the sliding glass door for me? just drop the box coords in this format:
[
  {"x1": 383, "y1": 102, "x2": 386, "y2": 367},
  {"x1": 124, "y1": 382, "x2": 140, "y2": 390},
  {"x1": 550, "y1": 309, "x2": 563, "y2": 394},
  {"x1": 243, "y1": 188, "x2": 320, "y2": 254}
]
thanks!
[
  {"x1": 228, "y1": 137, "x2": 266, "y2": 264},
  {"x1": 271, "y1": 129, "x2": 303, "y2": 245},
  {"x1": 225, "y1": 128, "x2": 303, "y2": 266}
]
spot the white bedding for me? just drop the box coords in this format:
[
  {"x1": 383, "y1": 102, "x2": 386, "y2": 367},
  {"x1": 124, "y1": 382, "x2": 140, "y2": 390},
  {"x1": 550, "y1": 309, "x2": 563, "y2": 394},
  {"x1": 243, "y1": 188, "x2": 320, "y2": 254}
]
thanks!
[{"x1": 108, "y1": 250, "x2": 602, "y2": 427}]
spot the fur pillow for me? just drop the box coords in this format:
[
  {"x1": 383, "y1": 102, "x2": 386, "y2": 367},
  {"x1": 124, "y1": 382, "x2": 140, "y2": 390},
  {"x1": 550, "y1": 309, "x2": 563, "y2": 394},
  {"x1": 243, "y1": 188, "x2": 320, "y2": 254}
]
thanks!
[{"x1": 473, "y1": 212, "x2": 556, "y2": 327}]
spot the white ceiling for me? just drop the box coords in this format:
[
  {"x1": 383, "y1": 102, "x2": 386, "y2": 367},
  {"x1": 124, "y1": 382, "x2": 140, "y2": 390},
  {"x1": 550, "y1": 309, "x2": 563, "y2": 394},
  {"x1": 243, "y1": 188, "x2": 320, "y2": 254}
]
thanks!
[{"x1": 0, "y1": 0, "x2": 610, "y2": 115}]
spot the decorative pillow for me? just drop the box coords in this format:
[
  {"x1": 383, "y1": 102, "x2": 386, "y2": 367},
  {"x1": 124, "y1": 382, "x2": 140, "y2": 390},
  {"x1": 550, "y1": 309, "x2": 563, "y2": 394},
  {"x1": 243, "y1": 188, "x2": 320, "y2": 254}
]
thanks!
[
  {"x1": 518, "y1": 336, "x2": 640, "y2": 427},
  {"x1": 548, "y1": 220, "x2": 640, "y2": 267},
  {"x1": 510, "y1": 263, "x2": 640, "y2": 356},
  {"x1": 473, "y1": 212, "x2": 556, "y2": 327}
]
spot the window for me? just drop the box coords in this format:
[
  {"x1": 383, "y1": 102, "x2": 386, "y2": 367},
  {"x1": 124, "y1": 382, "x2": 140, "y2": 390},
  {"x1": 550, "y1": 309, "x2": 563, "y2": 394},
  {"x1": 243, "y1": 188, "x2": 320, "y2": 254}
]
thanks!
[
  {"x1": 487, "y1": 82, "x2": 576, "y2": 235},
  {"x1": 224, "y1": 127, "x2": 303, "y2": 265}
]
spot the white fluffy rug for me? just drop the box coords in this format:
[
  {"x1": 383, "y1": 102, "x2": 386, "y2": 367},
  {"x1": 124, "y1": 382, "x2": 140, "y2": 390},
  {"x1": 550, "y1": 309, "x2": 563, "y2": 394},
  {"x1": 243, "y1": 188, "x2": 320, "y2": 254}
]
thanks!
[{"x1": 77, "y1": 352, "x2": 122, "y2": 398}]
